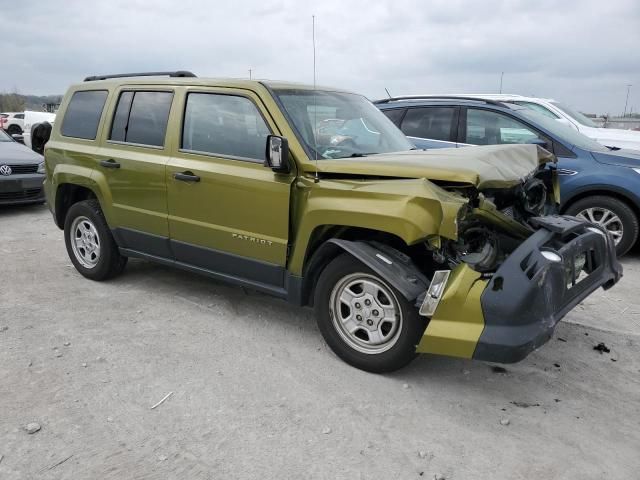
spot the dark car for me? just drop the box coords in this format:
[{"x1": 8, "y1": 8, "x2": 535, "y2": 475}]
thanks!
[
  {"x1": 376, "y1": 96, "x2": 640, "y2": 255},
  {"x1": 0, "y1": 128, "x2": 45, "y2": 205}
]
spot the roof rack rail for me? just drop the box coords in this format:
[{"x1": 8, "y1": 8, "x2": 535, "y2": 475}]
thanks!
[
  {"x1": 373, "y1": 95, "x2": 505, "y2": 106},
  {"x1": 84, "y1": 71, "x2": 197, "y2": 82}
]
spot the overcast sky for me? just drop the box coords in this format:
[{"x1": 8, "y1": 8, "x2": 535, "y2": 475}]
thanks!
[{"x1": 2, "y1": 0, "x2": 639, "y2": 114}]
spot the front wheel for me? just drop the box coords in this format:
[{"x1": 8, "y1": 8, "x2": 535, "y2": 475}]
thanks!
[
  {"x1": 565, "y1": 195, "x2": 638, "y2": 256},
  {"x1": 64, "y1": 199, "x2": 127, "y2": 280},
  {"x1": 314, "y1": 253, "x2": 426, "y2": 373}
]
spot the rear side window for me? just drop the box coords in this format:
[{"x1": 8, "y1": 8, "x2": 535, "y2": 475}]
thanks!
[
  {"x1": 401, "y1": 107, "x2": 455, "y2": 142},
  {"x1": 61, "y1": 90, "x2": 108, "y2": 139},
  {"x1": 14, "y1": 113, "x2": 24, "y2": 119},
  {"x1": 181, "y1": 93, "x2": 270, "y2": 162},
  {"x1": 381, "y1": 108, "x2": 405, "y2": 126},
  {"x1": 109, "y1": 91, "x2": 173, "y2": 147}
]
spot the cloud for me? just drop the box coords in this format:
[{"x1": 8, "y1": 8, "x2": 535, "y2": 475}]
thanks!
[{"x1": 1, "y1": 0, "x2": 639, "y2": 114}]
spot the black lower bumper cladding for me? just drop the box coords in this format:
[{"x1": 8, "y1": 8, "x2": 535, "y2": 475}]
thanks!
[{"x1": 473, "y1": 215, "x2": 622, "y2": 363}]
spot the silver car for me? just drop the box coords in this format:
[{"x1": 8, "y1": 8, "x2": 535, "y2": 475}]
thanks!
[{"x1": 0, "y1": 129, "x2": 45, "y2": 205}]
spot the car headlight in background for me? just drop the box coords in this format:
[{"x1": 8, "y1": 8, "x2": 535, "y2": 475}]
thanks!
[{"x1": 37, "y1": 161, "x2": 45, "y2": 174}]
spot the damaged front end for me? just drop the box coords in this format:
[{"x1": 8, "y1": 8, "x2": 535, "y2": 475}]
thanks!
[{"x1": 417, "y1": 160, "x2": 623, "y2": 363}]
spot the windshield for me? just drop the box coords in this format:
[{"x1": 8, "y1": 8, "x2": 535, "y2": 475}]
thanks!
[
  {"x1": 0, "y1": 129, "x2": 12, "y2": 142},
  {"x1": 274, "y1": 89, "x2": 413, "y2": 159},
  {"x1": 550, "y1": 101, "x2": 599, "y2": 128},
  {"x1": 518, "y1": 108, "x2": 608, "y2": 152}
]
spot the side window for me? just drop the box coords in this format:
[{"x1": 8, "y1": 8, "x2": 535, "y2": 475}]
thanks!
[
  {"x1": 514, "y1": 101, "x2": 560, "y2": 119},
  {"x1": 381, "y1": 108, "x2": 405, "y2": 126},
  {"x1": 181, "y1": 93, "x2": 270, "y2": 162},
  {"x1": 400, "y1": 107, "x2": 455, "y2": 142},
  {"x1": 14, "y1": 113, "x2": 24, "y2": 119},
  {"x1": 465, "y1": 109, "x2": 541, "y2": 145},
  {"x1": 109, "y1": 91, "x2": 173, "y2": 147},
  {"x1": 61, "y1": 90, "x2": 108, "y2": 140}
]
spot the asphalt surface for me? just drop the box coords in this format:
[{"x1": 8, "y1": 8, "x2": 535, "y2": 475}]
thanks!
[{"x1": 1, "y1": 204, "x2": 639, "y2": 479}]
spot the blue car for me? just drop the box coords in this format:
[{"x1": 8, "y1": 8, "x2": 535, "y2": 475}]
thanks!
[{"x1": 375, "y1": 96, "x2": 640, "y2": 255}]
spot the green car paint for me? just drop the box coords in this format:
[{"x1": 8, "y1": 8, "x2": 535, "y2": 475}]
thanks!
[{"x1": 44, "y1": 77, "x2": 621, "y2": 366}]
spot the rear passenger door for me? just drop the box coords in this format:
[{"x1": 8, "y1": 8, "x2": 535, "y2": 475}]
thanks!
[
  {"x1": 399, "y1": 106, "x2": 459, "y2": 149},
  {"x1": 166, "y1": 88, "x2": 294, "y2": 291},
  {"x1": 95, "y1": 88, "x2": 174, "y2": 256},
  {"x1": 461, "y1": 108, "x2": 548, "y2": 146}
]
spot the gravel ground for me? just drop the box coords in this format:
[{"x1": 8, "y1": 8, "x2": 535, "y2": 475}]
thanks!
[{"x1": 1, "y1": 204, "x2": 639, "y2": 479}]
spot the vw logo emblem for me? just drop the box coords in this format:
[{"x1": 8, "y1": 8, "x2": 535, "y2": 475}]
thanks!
[{"x1": 0, "y1": 164, "x2": 12, "y2": 176}]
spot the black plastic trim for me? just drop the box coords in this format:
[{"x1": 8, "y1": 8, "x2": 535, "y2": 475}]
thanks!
[
  {"x1": 473, "y1": 215, "x2": 622, "y2": 363},
  {"x1": 112, "y1": 227, "x2": 172, "y2": 259},
  {"x1": 84, "y1": 71, "x2": 196, "y2": 81}
]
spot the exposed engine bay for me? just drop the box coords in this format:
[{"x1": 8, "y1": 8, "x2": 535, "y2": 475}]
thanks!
[{"x1": 431, "y1": 164, "x2": 558, "y2": 273}]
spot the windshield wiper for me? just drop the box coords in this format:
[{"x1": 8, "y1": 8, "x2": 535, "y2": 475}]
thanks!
[{"x1": 349, "y1": 152, "x2": 378, "y2": 157}]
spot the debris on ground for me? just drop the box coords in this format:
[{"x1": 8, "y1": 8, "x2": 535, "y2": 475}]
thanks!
[
  {"x1": 593, "y1": 342, "x2": 611, "y2": 354},
  {"x1": 63, "y1": 341, "x2": 71, "y2": 347},
  {"x1": 510, "y1": 401, "x2": 540, "y2": 408},
  {"x1": 54, "y1": 350, "x2": 63, "y2": 358},
  {"x1": 553, "y1": 363, "x2": 561, "y2": 368},
  {"x1": 403, "y1": 383, "x2": 410, "y2": 389},
  {"x1": 24, "y1": 422, "x2": 41, "y2": 434},
  {"x1": 434, "y1": 473, "x2": 446, "y2": 480},
  {"x1": 557, "y1": 337, "x2": 567, "y2": 342},
  {"x1": 150, "y1": 391, "x2": 174, "y2": 410},
  {"x1": 107, "y1": 417, "x2": 113, "y2": 423},
  {"x1": 418, "y1": 450, "x2": 428, "y2": 458},
  {"x1": 554, "y1": 399, "x2": 561, "y2": 403},
  {"x1": 0, "y1": 454, "x2": 4, "y2": 464},
  {"x1": 462, "y1": 369, "x2": 471, "y2": 375},
  {"x1": 500, "y1": 418, "x2": 510, "y2": 426},
  {"x1": 157, "y1": 454, "x2": 168, "y2": 462},
  {"x1": 490, "y1": 366, "x2": 508, "y2": 374},
  {"x1": 322, "y1": 427, "x2": 332, "y2": 434},
  {"x1": 0, "y1": 326, "x2": 8, "y2": 332},
  {"x1": 27, "y1": 360, "x2": 33, "y2": 367},
  {"x1": 81, "y1": 363, "x2": 88, "y2": 368}
]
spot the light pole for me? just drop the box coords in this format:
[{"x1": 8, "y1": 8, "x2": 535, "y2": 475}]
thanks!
[
  {"x1": 623, "y1": 84, "x2": 632, "y2": 117},
  {"x1": 499, "y1": 72, "x2": 504, "y2": 93}
]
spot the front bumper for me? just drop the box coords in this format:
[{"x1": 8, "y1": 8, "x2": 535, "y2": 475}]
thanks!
[
  {"x1": 0, "y1": 174, "x2": 45, "y2": 205},
  {"x1": 474, "y1": 215, "x2": 622, "y2": 363},
  {"x1": 417, "y1": 215, "x2": 622, "y2": 363}
]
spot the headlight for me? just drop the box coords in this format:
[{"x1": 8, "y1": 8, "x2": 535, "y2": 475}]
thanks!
[{"x1": 37, "y1": 161, "x2": 45, "y2": 174}]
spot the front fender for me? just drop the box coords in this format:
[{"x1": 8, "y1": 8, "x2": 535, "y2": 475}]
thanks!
[{"x1": 288, "y1": 177, "x2": 467, "y2": 276}]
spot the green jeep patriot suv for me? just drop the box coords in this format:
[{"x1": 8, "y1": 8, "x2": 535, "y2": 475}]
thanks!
[{"x1": 44, "y1": 71, "x2": 621, "y2": 372}]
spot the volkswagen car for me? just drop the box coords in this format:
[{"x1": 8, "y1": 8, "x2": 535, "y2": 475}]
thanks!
[{"x1": 0, "y1": 128, "x2": 45, "y2": 205}]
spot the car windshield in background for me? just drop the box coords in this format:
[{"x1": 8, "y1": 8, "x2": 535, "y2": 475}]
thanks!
[
  {"x1": 550, "y1": 101, "x2": 599, "y2": 128},
  {"x1": 0, "y1": 129, "x2": 13, "y2": 142},
  {"x1": 518, "y1": 108, "x2": 609, "y2": 152},
  {"x1": 274, "y1": 89, "x2": 413, "y2": 159}
]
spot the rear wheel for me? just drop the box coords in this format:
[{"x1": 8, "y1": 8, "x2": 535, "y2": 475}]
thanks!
[
  {"x1": 7, "y1": 124, "x2": 22, "y2": 135},
  {"x1": 64, "y1": 200, "x2": 127, "y2": 280},
  {"x1": 565, "y1": 195, "x2": 638, "y2": 256},
  {"x1": 314, "y1": 253, "x2": 426, "y2": 373}
]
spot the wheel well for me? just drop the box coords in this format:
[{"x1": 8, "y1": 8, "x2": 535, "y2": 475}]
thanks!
[
  {"x1": 54, "y1": 184, "x2": 97, "y2": 229},
  {"x1": 561, "y1": 189, "x2": 640, "y2": 221},
  {"x1": 300, "y1": 226, "x2": 414, "y2": 307}
]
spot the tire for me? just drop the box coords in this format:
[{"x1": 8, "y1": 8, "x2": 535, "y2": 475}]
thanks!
[
  {"x1": 314, "y1": 253, "x2": 426, "y2": 373},
  {"x1": 7, "y1": 124, "x2": 22, "y2": 135},
  {"x1": 565, "y1": 195, "x2": 638, "y2": 256},
  {"x1": 64, "y1": 199, "x2": 127, "y2": 280}
]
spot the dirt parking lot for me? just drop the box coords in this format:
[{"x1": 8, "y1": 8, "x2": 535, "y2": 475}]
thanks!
[{"x1": 1, "y1": 204, "x2": 639, "y2": 479}]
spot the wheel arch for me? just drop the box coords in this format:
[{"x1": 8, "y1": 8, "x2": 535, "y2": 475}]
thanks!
[
  {"x1": 54, "y1": 183, "x2": 99, "y2": 229},
  {"x1": 298, "y1": 225, "x2": 430, "y2": 307},
  {"x1": 560, "y1": 187, "x2": 640, "y2": 222}
]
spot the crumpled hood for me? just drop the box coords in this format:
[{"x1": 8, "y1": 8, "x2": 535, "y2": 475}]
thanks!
[{"x1": 311, "y1": 144, "x2": 555, "y2": 190}]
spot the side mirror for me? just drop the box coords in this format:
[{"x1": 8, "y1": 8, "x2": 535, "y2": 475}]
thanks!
[
  {"x1": 12, "y1": 134, "x2": 25, "y2": 144},
  {"x1": 265, "y1": 135, "x2": 290, "y2": 173}
]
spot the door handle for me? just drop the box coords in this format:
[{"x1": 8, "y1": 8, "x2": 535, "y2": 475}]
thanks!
[
  {"x1": 100, "y1": 159, "x2": 120, "y2": 169},
  {"x1": 173, "y1": 171, "x2": 200, "y2": 183}
]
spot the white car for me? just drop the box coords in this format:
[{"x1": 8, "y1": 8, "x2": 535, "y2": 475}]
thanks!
[
  {"x1": 450, "y1": 94, "x2": 640, "y2": 151},
  {"x1": 0, "y1": 112, "x2": 25, "y2": 135}
]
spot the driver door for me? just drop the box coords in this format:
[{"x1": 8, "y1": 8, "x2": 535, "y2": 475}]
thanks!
[{"x1": 166, "y1": 88, "x2": 294, "y2": 290}]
